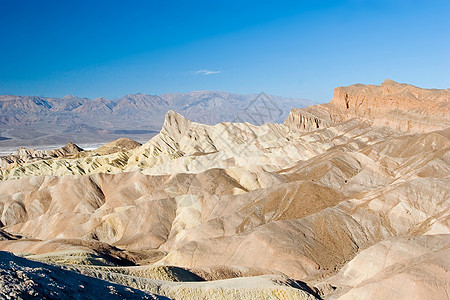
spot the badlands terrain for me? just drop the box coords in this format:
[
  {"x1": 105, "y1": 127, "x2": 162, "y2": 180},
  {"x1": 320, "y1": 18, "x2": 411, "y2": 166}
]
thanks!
[{"x1": 0, "y1": 79, "x2": 449, "y2": 299}]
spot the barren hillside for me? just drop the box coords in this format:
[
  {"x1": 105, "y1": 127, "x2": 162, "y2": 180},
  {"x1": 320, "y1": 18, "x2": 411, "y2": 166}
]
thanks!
[{"x1": 0, "y1": 80, "x2": 448, "y2": 299}]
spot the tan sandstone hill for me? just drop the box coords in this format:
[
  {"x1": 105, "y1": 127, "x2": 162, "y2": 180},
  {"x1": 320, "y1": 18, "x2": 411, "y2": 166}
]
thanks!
[{"x1": 95, "y1": 138, "x2": 142, "y2": 155}]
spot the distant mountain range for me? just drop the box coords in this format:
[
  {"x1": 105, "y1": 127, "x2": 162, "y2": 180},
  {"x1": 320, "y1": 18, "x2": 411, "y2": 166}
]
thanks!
[{"x1": 0, "y1": 91, "x2": 313, "y2": 149}]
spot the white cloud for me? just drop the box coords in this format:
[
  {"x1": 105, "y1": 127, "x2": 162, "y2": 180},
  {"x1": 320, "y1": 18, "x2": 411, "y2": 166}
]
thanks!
[{"x1": 194, "y1": 69, "x2": 222, "y2": 75}]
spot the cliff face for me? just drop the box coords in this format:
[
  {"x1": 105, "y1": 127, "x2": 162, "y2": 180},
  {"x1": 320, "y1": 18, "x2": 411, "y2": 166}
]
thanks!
[
  {"x1": 284, "y1": 105, "x2": 335, "y2": 132},
  {"x1": 330, "y1": 79, "x2": 450, "y2": 132},
  {"x1": 285, "y1": 79, "x2": 450, "y2": 133}
]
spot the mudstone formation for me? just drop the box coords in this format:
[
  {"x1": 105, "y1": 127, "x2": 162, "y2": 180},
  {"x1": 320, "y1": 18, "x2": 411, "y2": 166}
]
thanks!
[{"x1": 0, "y1": 80, "x2": 448, "y2": 299}]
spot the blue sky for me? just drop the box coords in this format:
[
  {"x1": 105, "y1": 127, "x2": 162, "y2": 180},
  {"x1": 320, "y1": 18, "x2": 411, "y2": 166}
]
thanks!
[{"x1": 0, "y1": 0, "x2": 449, "y2": 102}]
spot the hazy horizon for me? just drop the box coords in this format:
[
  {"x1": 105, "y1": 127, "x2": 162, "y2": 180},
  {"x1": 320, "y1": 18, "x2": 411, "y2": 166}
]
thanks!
[{"x1": 0, "y1": 89, "x2": 314, "y2": 103}]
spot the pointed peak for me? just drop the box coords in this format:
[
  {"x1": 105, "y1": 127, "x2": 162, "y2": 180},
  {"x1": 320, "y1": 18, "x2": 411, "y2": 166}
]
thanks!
[
  {"x1": 63, "y1": 142, "x2": 84, "y2": 152},
  {"x1": 380, "y1": 79, "x2": 412, "y2": 92},
  {"x1": 93, "y1": 97, "x2": 110, "y2": 102},
  {"x1": 381, "y1": 79, "x2": 402, "y2": 87},
  {"x1": 162, "y1": 110, "x2": 192, "y2": 133},
  {"x1": 164, "y1": 110, "x2": 188, "y2": 122}
]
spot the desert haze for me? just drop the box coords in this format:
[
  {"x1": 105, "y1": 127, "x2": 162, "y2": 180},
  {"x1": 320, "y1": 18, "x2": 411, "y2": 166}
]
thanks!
[
  {"x1": 0, "y1": 91, "x2": 311, "y2": 150},
  {"x1": 0, "y1": 79, "x2": 448, "y2": 299}
]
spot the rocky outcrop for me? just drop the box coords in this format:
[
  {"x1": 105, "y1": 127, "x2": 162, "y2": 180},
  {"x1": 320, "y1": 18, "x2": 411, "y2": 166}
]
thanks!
[
  {"x1": 0, "y1": 251, "x2": 165, "y2": 299},
  {"x1": 284, "y1": 105, "x2": 339, "y2": 132},
  {"x1": 285, "y1": 79, "x2": 450, "y2": 134},
  {"x1": 330, "y1": 79, "x2": 450, "y2": 132}
]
